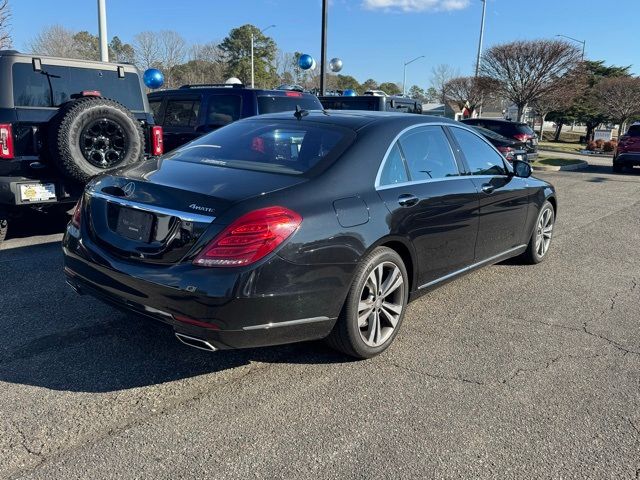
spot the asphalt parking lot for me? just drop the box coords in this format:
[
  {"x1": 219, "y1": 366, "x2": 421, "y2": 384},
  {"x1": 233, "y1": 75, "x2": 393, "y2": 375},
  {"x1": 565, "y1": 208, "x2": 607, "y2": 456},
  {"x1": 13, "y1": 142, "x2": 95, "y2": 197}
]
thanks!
[{"x1": 1, "y1": 158, "x2": 638, "y2": 479}]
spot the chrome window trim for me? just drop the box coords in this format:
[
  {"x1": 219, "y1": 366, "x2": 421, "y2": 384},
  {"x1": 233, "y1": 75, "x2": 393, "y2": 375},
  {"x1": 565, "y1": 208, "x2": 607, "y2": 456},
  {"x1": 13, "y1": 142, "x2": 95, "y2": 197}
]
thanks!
[
  {"x1": 376, "y1": 176, "x2": 471, "y2": 191},
  {"x1": 374, "y1": 122, "x2": 473, "y2": 190},
  {"x1": 418, "y1": 245, "x2": 527, "y2": 290},
  {"x1": 89, "y1": 191, "x2": 216, "y2": 224}
]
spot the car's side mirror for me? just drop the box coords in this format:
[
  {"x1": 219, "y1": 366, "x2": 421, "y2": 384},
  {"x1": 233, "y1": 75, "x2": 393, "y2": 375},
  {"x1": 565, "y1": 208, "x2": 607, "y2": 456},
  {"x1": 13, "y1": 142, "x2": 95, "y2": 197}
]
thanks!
[{"x1": 512, "y1": 159, "x2": 532, "y2": 178}]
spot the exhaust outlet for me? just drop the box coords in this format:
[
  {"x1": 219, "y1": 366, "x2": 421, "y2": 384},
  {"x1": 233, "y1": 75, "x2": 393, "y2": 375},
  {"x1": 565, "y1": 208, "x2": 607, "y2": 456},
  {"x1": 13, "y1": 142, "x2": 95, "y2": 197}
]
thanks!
[{"x1": 174, "y1": 333, "x2": 217, "y2": 352}]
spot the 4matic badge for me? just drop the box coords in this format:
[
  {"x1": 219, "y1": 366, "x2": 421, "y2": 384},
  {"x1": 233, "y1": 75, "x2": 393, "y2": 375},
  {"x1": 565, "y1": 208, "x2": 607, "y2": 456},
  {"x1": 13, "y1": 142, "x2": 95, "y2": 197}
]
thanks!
[{"x1": 189, "y1": 203, "x2": 215, "y2": 214}]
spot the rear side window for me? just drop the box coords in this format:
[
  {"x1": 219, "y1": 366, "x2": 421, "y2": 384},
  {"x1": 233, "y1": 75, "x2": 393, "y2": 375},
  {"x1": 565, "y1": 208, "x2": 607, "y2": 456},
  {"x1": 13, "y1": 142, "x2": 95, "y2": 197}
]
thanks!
[
  {"x1": 398, "y1": 126, "x2": 459, "y2": 181},
  {"x1": 149, "y1": 99, "x2": 162, "y2": 121},
  {"x1": 163, "y1": 99, "x2": 200, "y2": 127},
  {"x1": 627, "y1": 125, "x2": 640, "y2": 137},
  {"x1": 170, "y1": 120, "x2": 354, "y2": 175},
  {"x1": 450, "y1": 127, "x2": 506, "y2": 176},
  {"x1": 206, "y1": 95, "x2": 241, "y2": 127},
  {"x1": 379, "y1": 144, "x2": 408, "y2": 186},
  {"x1": 12, "y1": 62, "x2": 144, "y2": 110},
  {"x1": 257, "y1": 95, "x2": 322, "y2": 114}
]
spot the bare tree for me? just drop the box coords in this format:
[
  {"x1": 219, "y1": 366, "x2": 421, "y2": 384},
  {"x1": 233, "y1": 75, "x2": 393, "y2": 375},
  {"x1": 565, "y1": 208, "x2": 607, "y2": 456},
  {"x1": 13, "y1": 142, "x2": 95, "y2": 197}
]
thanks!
[
  {"x1": 134, "y1": 31, "x2": 161, "y2": 70},
  {"x1": 28, "y1": 24, "x2": 77, "y2": 57},
  {"x1": 530, "y1": 67, "x2": 586, "y2": 140},
  {"x1": 444, "y1": 76, "x2": 499, "y2": 115},
  {"x1": 595, "y1": 77, "x2": 640, "y2": 137},
  {"x1": 430, "y1": 64, "x2": 460, "y2": 103},
  {"x1": 160, "y1": 30, "x2": 186, "y2": 87},
  {"x1": 0, "y1": 0, "x2": 10, "y2": 49},
  {"x1": 480, "y1": 39, "x2": 581, "y2": 121}
]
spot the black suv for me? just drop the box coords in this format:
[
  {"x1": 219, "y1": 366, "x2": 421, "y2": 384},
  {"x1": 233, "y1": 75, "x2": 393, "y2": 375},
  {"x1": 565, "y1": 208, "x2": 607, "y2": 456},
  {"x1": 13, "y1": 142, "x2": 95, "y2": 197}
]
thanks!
[
  {"x1": 148, "y1": 84, "x2": 323, "y2": 152},
  {"x1": 318, "y1": 95, "x2": 423, "y2": 114},
  {"x1": 0, "y1": 50, "x2": 162, "y2": 243},
  {"x1": 460, "y1": 118, "x2": 538, "y2": 158}
]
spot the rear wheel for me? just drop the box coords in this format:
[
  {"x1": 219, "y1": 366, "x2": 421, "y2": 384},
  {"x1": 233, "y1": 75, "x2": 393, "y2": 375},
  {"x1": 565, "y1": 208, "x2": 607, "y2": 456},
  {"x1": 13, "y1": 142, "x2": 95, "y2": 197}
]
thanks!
[
  {"x1": 612, "y1": 162, "x2": 624, "y2": 173},
  {"x1": 326, "y1": 247, "x2": 408, "y2": 359},
  {"x1": 521, "y1": 201, "x2": 555, "y2": 264}
]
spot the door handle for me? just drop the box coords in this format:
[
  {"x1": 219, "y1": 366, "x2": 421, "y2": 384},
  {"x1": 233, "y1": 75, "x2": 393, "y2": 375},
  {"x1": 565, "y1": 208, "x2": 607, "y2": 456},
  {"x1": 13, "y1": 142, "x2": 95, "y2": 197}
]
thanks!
[
  {"x1": 398, "y1": 194, "x2": 419, "y2": 207},
  {"x1": 481, "y1": 184, "x2": 495, "y2": 194}
]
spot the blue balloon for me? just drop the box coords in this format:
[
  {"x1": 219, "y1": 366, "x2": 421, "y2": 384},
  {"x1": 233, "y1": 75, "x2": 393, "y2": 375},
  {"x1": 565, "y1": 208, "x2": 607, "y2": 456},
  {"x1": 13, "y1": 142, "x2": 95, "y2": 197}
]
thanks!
[
  {"x1": 143, "y1": 68, "x2": 164, "y2": 89},
  {"x1": 298, "y1": 54, "x2": 314, "y2": 71},
  {"x1": 343, "y1": 89, "x2": 357, "y2": 96}
]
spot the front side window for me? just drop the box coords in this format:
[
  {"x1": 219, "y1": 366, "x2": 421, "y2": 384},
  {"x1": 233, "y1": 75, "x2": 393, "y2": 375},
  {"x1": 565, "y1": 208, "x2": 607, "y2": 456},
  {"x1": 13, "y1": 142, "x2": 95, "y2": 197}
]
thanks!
[
  {"x1": 398, "y1": 126, "x2": 459, "y2": 181},
  {"x1": 450, "y1": 127, "x2": 507, "y2": 176},
  {"x1": 163, "y1": 99, "x2": 200, "y2": 127}
]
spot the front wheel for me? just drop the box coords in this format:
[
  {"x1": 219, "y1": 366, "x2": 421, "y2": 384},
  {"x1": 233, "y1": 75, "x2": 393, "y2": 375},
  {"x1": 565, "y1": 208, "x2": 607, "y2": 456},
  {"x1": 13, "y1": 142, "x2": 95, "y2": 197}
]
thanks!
[
  {"x1": 521, "y1": 201, "x2": 555, "y2": 264},
  {"x1": 325, "y1": 247, "x2": 408, "y2": 359}
]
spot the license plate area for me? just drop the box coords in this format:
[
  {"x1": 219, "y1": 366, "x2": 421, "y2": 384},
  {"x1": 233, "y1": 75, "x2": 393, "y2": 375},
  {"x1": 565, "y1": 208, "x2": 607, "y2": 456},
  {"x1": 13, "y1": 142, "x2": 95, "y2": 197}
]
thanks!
[
  {"x1": 116, "y1": 207, "x2": 154, "y2": 242},
  {"x1": 19, "y1": 183, "x2": 56, "y2": 203}
]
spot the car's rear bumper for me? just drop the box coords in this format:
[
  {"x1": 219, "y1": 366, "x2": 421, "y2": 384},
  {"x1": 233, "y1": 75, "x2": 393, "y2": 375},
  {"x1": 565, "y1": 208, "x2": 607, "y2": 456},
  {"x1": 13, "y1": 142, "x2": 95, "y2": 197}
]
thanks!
[
  {"x1": 614, "y1": 152, "x2": 640, "y2": 166},
  {"x1": 62, "y1": 227, "x2": 353, "y2": 350}
]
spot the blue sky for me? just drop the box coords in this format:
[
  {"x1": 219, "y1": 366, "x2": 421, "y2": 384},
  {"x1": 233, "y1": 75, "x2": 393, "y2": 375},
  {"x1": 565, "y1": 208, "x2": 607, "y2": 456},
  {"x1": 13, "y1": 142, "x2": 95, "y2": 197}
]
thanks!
[{"x1": 7, "y1": 0, "x2": 639, "y2": 87}]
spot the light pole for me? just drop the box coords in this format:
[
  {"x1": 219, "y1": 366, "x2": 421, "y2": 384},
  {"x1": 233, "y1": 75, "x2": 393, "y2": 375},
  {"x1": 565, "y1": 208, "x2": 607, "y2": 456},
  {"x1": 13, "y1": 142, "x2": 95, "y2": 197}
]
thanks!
[
  {"x1": 474, "y1": 0, "x2": 486, "y2": 77},
  {"x1": 320, "y1": 0, "x2": 328, "y2": 96},
  {"x1": 251, "y1": 24, "x2": 275, "y2": 88},
  {"x1": 556, "y1": 34, "x2": 586, "y2": 60},
  {"x1": 402, "y1": 55, "x2": 425, "y2": 96},
  {"x1": 97, "y1": 0, "x2": 108, "y2": 62}
]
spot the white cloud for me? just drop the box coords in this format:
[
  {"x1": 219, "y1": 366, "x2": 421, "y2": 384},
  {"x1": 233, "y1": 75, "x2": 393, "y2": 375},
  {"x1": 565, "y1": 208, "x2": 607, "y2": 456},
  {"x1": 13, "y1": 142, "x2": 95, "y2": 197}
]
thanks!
[{"x1": 362, "y1": 0, "x2": 470, "y2": 13}]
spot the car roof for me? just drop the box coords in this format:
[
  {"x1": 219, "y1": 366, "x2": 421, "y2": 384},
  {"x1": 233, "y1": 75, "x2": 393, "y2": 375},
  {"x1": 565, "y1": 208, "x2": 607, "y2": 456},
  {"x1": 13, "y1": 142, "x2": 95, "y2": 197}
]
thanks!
[
  {"x1": 148, "y1": 86, "x2": 317, "y2": 96},
  {"x1": 0, "y1": 49, "x2": 139, "y2": 72},
  {"x1": 250, "y1": 110, "x2": 457, "y2": 130},
  {"x1": 463, "y1": 118, "x2": 527, "y2": 126}
]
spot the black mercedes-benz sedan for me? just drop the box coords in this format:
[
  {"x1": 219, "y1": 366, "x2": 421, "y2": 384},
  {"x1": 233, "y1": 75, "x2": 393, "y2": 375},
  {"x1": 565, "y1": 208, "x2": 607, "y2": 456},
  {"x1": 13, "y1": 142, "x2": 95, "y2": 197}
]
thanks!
[{"x1": 63, "y1": 111, "x2": 557, "y2": 359}]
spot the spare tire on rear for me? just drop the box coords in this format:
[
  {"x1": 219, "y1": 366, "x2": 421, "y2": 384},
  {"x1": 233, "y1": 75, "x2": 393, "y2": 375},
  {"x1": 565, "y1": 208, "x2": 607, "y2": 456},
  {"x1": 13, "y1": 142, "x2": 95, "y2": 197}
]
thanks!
[{"x1": 48, "y1": 97, "x2": 145, "y2": 184}]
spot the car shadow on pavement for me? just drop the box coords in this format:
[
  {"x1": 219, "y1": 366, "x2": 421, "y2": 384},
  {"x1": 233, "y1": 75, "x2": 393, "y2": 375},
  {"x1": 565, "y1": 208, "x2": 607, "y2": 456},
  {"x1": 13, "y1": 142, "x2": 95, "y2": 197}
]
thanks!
[{"x1": 0, "y1": 242, "x2": 352, "y2": 393}]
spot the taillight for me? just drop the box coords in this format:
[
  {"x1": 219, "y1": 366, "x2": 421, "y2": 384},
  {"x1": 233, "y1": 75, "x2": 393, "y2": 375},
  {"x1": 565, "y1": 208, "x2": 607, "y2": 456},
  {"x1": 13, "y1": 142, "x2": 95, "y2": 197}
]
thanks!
[
  {"x1": 193, "y1": 206, "x2": 302, "y2": 267},
  {"x1": 71, "y1": 196, "x2": 83, "y2": 228},
  {"x1": 513, "y1": 133, "x2": 528, "y2": 142},
  {"x1": 0, "y1": 124, "x2": 14, "y2": 159},
  {"x1": 285, "y1": 91, "x2": 302, "y2": 97},
  {"x1": 152, "y1": 126, "x2": 164, "y2": 156}
]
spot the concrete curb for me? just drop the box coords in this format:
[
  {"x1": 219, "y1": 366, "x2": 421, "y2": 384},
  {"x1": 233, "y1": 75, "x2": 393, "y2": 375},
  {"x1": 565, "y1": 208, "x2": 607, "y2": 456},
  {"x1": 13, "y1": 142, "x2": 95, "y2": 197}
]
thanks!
[
  {"x1": 532, "y1": 160, "x2": 589, "y2": 172},
  {"x1": 539, "y1": 147, "x2": 613, "y2": 159}
]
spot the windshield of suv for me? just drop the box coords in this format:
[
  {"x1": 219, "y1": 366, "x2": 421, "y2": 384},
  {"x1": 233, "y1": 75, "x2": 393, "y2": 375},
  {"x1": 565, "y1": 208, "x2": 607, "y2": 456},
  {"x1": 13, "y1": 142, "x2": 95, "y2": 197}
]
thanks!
[
  {"x1": 257, "y1": 95, "x2": 322, "y2": 114},
  {"x1": 169, "y1": 120, "x2": 354, "y2": 175},
  {"x1": 12, "y1": 63, "x2": 144, "y2": 110}
]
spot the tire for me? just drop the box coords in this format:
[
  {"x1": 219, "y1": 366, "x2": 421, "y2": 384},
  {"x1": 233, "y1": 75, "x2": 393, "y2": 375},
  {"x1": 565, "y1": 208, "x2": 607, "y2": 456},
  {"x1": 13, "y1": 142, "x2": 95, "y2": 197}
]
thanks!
[
  {"x1": 521, "y1": 201, "x2": 555, "y2": 264},
  {"x1": 612, "y1": 162, "x2": 624, "y2": 173},
  {"x1": 325, "y1": 247, "x2": 409, "y2": 359},
  {"x1": 48, "y1": 97, "x2": 145, "y2": 184}
]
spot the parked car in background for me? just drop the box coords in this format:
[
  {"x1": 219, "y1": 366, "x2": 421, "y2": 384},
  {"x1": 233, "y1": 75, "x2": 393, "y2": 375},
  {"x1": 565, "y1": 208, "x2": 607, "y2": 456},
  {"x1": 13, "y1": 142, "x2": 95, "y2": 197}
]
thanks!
[
  {"x1": 461, "y1": 118, "x2": 538, "y2": 159},
  {"x1": 63, "y1": 112, "x2": 556, "y2": 359},
  {"x1": 148, "y1": 84, "x2": 323, "y2": 152},
  {"x1": 613, "y1": 123, "x2": 640, "y2": 173},
  {"x1": 319, "y1": 95, "x2": 422, "y2": 114},
  {"x1": 0, "y1": 50, "x2": 161, "y2": 245},
  {"x1": 470, "y1": 126, "x2": 529, "y2": 163}
]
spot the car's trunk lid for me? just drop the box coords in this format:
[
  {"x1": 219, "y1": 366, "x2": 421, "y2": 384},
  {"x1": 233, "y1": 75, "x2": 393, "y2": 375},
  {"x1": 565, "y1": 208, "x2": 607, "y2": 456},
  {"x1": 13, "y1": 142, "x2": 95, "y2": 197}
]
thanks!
[{"x1": 85, "y1": 157, "x2": 306, "y2": 264}]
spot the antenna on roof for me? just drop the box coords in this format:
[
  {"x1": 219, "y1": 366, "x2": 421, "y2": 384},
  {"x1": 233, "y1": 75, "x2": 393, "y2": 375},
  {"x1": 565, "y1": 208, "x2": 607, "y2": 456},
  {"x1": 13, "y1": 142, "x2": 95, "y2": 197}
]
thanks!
[{"x1": 294, "y1": 105, "x2": 309, "y2": 120}]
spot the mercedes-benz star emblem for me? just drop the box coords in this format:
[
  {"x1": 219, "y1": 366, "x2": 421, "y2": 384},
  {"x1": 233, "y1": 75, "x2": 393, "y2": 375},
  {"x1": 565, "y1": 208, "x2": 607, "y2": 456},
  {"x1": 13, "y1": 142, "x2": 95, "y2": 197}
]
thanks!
[{"x1": 123, "y1": 182, "x2": 135, "y2": 197}]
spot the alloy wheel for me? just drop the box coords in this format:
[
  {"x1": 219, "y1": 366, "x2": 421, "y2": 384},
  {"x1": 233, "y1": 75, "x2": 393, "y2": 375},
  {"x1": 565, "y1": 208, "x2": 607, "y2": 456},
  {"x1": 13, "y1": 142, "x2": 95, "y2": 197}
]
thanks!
[
  {"x1": 80, "y1": 118, "x2": 128, "y2": 168},
  {"x1": 535, "y1": 207, "x2": 554, "y2": 257},
  {"x1": 357, "y1": 261, "x2": 405, "y2": 347}
]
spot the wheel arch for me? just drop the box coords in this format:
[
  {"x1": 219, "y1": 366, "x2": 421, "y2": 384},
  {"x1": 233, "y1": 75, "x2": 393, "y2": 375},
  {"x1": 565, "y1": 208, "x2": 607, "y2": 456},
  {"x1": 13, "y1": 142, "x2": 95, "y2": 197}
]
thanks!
[{"x1": 367, "y1": 236, "x2": 417, "y2": 293}]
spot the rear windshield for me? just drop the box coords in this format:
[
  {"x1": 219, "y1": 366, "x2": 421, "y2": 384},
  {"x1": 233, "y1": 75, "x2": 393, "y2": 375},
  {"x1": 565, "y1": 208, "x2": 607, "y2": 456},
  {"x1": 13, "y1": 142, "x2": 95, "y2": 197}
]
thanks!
[
  {"x1": 12, "y1": 62, "x2": 144, "y2": 110},
  {"x1": 627, "y1": 125, "x2": 640, "y2": 137},
  {"x1": 488, "y1": 122, "x2": 534, "y2": 136},
  {"x1": 257, "y1": 95, "x2": 322, "y2": 114},
  {"x1": 321, "y1": 98, "x2": 380, "y2": 111},
  {"x1": 169, "y1": 120, "x2": 354, "y2": 175}
]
